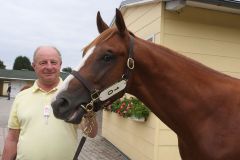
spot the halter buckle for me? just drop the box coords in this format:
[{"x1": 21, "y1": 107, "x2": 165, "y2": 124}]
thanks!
[
  {"x1": 91, "y1": 90, "x2": 99, "y2": 100},
  {"x1": 85, "y1": 103, "x2": 94, "y2": 112},
  {"x1": 127, "y1": 58, "x2": 134, "y2": 70}
]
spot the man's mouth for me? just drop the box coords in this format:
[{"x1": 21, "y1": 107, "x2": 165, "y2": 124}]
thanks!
[{"x1": 45, "y1": 73, "x2": 54, "y2": 76}]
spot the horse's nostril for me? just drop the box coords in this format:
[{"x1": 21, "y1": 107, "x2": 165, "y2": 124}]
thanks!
[
  {"x1": 60, "y1": 98, "x2": 68, "y2": 106},
  {"x1": 52, "y1": 98, "x2": 71, "y2": 118},
  {"x1": 52, "y1": 98, "x2": 70, "y2": 109}
]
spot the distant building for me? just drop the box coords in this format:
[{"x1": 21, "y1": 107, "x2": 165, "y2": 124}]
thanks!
[{"x1": 0, "y1": 69, "x2": 69, "y2": 98}]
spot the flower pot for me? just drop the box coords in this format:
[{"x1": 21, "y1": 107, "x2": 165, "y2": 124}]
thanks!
[{"x1": 128, "y1": 116, "x2": 145, "y2": 122}]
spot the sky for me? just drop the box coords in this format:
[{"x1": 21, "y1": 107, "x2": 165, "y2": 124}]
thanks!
[{"x1": 0, "y1": 0, "x2": 123, "y2": 70}]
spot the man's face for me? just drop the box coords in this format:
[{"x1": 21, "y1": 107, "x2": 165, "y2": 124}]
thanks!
[{"x1": 32, "y1": 47, "x2": 62, "y2": 84}]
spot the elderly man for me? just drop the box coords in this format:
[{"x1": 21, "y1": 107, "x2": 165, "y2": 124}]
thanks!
[{"x1": 2, "y1": 46, "x2": 98, "y2": 160}]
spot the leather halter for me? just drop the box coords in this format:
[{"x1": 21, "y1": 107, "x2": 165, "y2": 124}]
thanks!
[{"x1": 71, "y1": 35, "x2": 135, "y2": 113}]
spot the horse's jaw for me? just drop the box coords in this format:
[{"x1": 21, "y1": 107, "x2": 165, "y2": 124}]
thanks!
[{"x1": 51, "y1": 93, "x2": 89, "y2": 124}]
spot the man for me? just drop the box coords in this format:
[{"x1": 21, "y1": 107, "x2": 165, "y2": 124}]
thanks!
[
  {"x1": 2, "y1": 46, "x2": 98, "y2": 160},
  {"x1": 7, "y1": 84, "x2": 11, "y2": 100}
]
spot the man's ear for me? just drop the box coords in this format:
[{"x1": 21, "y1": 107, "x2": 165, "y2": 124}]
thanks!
[{"x1": 32, "y1": 63, "x2": 35, "y2": 70}]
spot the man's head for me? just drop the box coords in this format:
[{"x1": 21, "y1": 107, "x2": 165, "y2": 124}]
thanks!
[{"x1": 32, "y1": 46, "x2": 62, "y2": 86}]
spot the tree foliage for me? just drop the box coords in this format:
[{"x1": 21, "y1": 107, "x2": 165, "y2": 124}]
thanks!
[
  {"x1": 0, "y1": 60, "x2": 6, "y2": 69},
  {"x1": 13, "y1": 56, "x2": 33, "y2": 71},
  {"x1": 62, "y1": 67, "x2": 72, "y2": 73}
]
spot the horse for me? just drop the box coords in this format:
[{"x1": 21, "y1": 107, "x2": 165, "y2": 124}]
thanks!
[{"x1": 51, "y1": 9, "x2": 240, "y2": 159}]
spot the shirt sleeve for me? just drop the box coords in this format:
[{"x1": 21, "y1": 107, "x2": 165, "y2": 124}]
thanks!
[{"x1": 8, "y1": 99, "x2": 20, "y2": 129}]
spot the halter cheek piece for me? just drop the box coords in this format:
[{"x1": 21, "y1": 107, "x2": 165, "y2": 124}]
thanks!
[{"x1": 71, "y1": 35, "x2": 135, "y2": 114}]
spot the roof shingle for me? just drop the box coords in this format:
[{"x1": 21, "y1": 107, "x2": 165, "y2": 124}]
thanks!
[{"x1": 0, "y1": 69, "x2": 69, "y2": 80}]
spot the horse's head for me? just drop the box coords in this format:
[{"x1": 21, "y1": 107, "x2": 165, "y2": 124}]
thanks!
[{"x1": 51, "y1": 9, "x2": 135, "y2": 124}]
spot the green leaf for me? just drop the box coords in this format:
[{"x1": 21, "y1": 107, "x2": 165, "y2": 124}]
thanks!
[{"x1": 110, "y1": 97, "x2": 150, "y2": 120}]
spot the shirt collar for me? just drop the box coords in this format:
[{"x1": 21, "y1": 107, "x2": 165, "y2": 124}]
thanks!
[{"x1": 32, "y1": 78, "x2": 63, "y2": 93}]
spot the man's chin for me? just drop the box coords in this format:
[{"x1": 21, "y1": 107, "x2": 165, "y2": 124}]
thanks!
[{"x1": 42, "y1": 76, "x2": 59, "y2": 84}]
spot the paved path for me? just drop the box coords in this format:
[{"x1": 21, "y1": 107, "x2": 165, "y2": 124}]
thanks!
[{"x1": 0, "y1": 97, "x2": 129, "y2": 160}]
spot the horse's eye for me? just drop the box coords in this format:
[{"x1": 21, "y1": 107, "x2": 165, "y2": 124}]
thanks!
[{"x1": 102, "y1": 53, "x2": 114, "y2": 62}]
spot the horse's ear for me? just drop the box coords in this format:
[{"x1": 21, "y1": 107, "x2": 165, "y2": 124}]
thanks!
[
  {"x1": 115, "y1": 9, "x2": 127, "y2": 36},
  {"x1": 97, "y1": 11, "x2": 109, "y2": 33}
]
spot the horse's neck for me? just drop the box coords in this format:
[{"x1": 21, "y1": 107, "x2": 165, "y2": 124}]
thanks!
[{"x1": 129, "y1": 38, "x2": 236, "y2": 136}]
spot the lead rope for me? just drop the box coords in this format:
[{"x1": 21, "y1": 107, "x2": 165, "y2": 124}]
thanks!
[
  {"x1": 73, "y1": 112, "x2": 96, "y2": 160},
  {"x1": 73, "y1": 136, "x2": 86, "y2": 160}
]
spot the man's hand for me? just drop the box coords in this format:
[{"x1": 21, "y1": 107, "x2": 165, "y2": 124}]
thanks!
[{"x1": 2, "y1": 129, "x2": 20, "y2": 160}]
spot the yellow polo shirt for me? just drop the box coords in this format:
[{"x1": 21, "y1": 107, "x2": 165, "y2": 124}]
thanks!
[{"x1": 8, "y1": 80, "x2": 78, "y2": 160}]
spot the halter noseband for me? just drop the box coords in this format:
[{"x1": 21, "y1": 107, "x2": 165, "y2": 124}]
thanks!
[{"x1": 71, "y1": 35, "x2": 135, "y2": 113}]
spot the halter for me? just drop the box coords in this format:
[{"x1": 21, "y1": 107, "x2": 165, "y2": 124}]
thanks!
[{"x1": 71, "y1": 35, "x2": 135, "y2": 114}]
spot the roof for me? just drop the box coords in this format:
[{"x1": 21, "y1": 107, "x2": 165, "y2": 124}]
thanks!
[
  {"x1": 119, "y1": 0, "x2": 161, "y2": 10},
  {"x1": 120, "y1": 0, "x2": 240, "y2": 7},
  {"x1": 119, "y1": 0, "x2": 240, "y2": 14},
  {"x1": 0, "y1": 69, "x2": 69, "y2": 81},
  {"x1": 120, "y1": 0, "x2": 160, "y2": 6},
  {"x1": 195, "y1": 0, "x2": 240, "y2": 9}
]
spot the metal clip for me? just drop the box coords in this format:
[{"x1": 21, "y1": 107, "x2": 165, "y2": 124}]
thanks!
[
  {"x1": 85, "y1": 102, "x2": 94, "y2": 112},
  {"x1": 127, "y1": 58, "x2": 134, "y2": 69},
  {"x1": 91, "y1": 90, "x2": 99, "y2": 101}
]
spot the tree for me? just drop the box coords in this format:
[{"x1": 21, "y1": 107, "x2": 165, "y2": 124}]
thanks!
[
  {"x1": 13, "y1": 56, "x2": 33, "y2": 71},
  {"x1": 0, "y1": 60, "x2": 6, "y2": 69},
  {"x1": 62, "y1": 67, "x2": 72, "y2": 73}
]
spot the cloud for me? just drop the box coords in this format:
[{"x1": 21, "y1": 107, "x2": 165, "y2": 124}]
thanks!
[{"x1": 0, "y1": 0, "x2": 122, "y2": 69}]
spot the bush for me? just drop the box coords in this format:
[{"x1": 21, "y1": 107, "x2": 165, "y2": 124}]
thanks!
[{"x1": 110, "y1": 97, "x2": 150, "y2": 120}]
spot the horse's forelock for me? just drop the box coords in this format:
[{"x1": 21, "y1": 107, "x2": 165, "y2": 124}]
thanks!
[{"x1": 83, "y1": 29, "x2": 117, "y2": 55}]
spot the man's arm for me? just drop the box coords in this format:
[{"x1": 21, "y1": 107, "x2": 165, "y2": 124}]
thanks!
[{"x1": 2, "y1": 129, "x2": 20, "y2": 160}]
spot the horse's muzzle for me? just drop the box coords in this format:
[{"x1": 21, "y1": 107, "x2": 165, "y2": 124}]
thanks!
[{"x1": 51, "y1": 98, "x2": 86, "y2": 124}]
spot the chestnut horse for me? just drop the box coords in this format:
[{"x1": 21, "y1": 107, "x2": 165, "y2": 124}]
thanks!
[{"x1": 51, "y1": 9, "x2": 240, "y2": 159}]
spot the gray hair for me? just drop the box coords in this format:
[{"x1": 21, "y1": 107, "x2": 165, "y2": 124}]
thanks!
[{"x1": 33, "y1": 46, "x2": 62, "y2": 63}]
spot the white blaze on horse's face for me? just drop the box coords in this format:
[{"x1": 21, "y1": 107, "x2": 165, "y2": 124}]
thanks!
[{"x1": 52, "y1": 46, "x2": 96, "y2": 101}]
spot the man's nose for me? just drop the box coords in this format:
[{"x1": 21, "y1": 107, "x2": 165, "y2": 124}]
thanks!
[{"x1": 46, "y1": 62, "x2": 54, "y2": 68}]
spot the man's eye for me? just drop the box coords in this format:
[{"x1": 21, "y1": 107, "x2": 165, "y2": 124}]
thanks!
[
  {"x1": 39, "y1": 62, "x2": 46, "y2": 65},
  {"x1": 51, "y1": 61, "x2": 57, "y2": 65}
]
